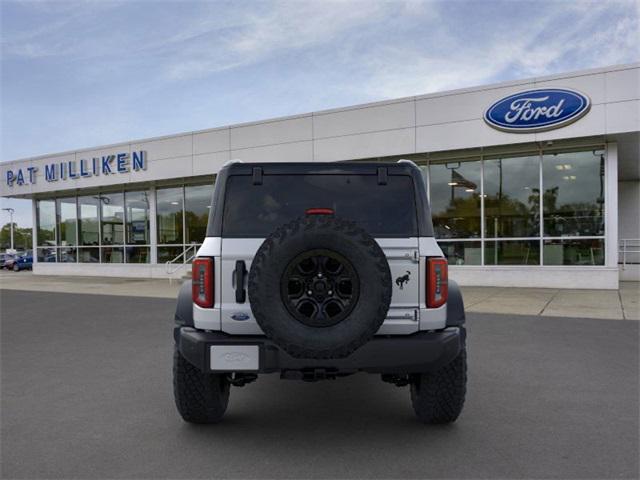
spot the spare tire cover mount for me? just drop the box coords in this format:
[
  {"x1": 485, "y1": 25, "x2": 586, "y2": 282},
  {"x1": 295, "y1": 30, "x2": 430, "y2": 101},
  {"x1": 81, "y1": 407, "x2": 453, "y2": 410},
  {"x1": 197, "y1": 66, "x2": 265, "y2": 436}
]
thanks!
[
  {"x1": 280, "y1": 248, "x2": 360, "y2": 328},
  {"x1": 248, "y1": 215, "x2": 392, "y2": 359}
]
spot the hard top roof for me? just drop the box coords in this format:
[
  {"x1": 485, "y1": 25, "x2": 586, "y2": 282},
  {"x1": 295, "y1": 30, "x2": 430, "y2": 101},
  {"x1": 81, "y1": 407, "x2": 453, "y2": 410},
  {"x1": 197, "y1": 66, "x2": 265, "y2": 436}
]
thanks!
[{"x1": 222, "y1": 161, "x2": 420, "y2": 176}]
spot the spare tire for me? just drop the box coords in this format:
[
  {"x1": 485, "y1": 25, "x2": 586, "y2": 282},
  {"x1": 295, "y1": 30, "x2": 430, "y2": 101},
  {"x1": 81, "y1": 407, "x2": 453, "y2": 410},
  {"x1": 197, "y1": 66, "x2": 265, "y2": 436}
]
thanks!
[{"x1": 248, "y1": 215, "x2": 391, "y2": 359}]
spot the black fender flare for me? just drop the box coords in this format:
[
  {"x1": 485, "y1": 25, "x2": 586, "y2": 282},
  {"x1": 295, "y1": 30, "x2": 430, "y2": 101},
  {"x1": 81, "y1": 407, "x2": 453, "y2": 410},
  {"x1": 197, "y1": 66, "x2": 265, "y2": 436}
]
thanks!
[
  {"x1": 175, "y1": 280, "x2": 194, "y2": 327},
  {"x1": 446, "y1": 279, "x2": 465, "y2": 326}
]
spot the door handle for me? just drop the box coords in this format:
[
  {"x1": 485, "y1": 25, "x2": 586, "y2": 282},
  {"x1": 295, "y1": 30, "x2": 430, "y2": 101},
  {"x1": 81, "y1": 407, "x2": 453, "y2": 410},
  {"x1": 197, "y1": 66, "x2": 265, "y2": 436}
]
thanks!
[{"x1": 234, "y1": 260, "x2": 247, "y2": 303}]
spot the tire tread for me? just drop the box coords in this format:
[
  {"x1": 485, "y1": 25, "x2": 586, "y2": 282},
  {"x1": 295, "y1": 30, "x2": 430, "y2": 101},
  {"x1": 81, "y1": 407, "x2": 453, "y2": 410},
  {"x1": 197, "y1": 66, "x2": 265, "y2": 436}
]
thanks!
[
  {"x1": 410, "y1": 345, "x2": 467, "y2": 424},
  {"x1": 173, "y1": 347, "x2": 230, "y2": 424}
]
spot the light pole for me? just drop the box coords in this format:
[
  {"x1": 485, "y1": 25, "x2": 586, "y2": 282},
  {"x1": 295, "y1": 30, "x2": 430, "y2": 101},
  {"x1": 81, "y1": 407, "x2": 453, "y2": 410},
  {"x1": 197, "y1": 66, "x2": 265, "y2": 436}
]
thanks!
[{"x1": 2, "y1": 207, "x2": 15, "y2": 251}]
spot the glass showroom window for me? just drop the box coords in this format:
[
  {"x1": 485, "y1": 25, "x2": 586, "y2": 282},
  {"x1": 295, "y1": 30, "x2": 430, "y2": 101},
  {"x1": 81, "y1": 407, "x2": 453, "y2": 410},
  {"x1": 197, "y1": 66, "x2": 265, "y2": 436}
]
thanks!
[
  {"x1": 485, "y1": 240, "x2": 540, "y2": 265},
  {"x1": 427, "y1": 147, "x2": 605, "y2": 267},
  {"x1": 429, "y1": 159, "x2": 482, "y2": 265},
  {"x1": 483, "y1": 154, "x2": 541, "y2": 265},
  {"x1": 36, "y1": 199, "x2": 56, "y2": 262},
  {"x1": 125, "y1": 190, "x2": 150, "y2": 263},
  {"x1": 542, "y1": 149, "x2": 605, "y2": 265},
  {"x1": 185, "y1": 184, "x2": 212, "y2": 245},
  {"x1": 56, "y1": 197, "x2": 77, "y2": 263},
  {"x1": 77, "y1": 195, "x2": 100, "y2": 263},
  {"x1": 156, "y1": 186, "x2": 184, "y2": 263},
  {"x1": 439, "y1": 241, "x2": 482, "y2": 266},
  {"x1": 484, "y1": 154, "x2": 540, "y2": 238},
  {"x1": 100, "y1": 192, "x2": 125, "y2": 263}
]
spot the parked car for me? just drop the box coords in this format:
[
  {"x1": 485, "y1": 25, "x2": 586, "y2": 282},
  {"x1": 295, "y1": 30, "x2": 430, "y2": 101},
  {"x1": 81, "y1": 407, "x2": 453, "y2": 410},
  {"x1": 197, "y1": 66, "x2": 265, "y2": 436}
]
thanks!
[
  {"x1": 173, "y1": 160, "x2": 467, "y2": 424},
  {"x1": 12, "y1": 252, "x2": 33, "y2": 271},
  {"x1": 2, "y1": 254, "x2": 17, "y2": 270}
]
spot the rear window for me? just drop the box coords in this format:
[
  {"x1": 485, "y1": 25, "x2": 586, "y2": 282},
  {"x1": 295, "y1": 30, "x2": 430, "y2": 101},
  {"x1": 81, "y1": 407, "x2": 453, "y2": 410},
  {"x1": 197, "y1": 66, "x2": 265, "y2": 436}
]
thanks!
[{"x1": 222, "y1": 174, "x2": 418, "y2": 237}]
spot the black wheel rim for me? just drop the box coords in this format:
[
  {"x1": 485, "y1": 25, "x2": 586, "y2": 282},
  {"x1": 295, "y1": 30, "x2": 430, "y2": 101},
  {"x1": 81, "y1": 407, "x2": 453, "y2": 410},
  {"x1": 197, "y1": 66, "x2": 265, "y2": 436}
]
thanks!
[{"x1": 280, "y1": 249, "x2": 360, "y2": 327}]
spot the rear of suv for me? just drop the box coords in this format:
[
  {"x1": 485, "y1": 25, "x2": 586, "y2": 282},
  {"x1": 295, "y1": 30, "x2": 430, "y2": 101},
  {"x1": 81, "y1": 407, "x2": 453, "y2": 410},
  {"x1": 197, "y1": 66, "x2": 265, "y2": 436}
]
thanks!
[{"x1": 173, "y1": 160, "x2": 466, "y2": 424}]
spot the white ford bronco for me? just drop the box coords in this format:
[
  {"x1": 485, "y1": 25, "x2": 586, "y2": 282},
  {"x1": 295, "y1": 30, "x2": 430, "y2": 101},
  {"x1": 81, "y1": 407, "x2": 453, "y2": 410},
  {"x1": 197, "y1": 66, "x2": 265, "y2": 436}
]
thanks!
[{"x1": 173, "y1": 160, "x2": 467, "y2": 424}]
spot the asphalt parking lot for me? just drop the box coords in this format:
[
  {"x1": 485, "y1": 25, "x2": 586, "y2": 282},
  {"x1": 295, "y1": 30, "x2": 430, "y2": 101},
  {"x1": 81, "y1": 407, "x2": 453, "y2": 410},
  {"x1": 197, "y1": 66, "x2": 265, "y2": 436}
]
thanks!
[{"x1": 1, "y1": 289, "x2": 638, "y2": 479}]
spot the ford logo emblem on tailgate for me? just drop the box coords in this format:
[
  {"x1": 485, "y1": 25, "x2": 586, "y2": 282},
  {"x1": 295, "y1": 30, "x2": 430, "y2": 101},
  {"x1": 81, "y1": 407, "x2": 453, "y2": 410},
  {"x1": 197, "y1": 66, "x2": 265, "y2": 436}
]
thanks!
[
  {"x1": 231, "y1": 312, "x2": 250, "y2": 321},
  {"x1": 221, "y1": 352, "x2": 250, "y2": 363},
  {"x1": 484, "y1": 88, "x2": 590, "y2": 133}
]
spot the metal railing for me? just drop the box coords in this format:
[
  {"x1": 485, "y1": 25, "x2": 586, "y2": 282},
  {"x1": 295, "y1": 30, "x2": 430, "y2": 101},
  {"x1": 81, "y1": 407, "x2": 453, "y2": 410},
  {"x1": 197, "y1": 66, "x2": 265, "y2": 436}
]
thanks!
[
  {"x1": 166, "y1": 244, "x2": 199, "y2": 279},
  {"x1": 619, "y1": 238, "x2": 640, "y2": 269}
]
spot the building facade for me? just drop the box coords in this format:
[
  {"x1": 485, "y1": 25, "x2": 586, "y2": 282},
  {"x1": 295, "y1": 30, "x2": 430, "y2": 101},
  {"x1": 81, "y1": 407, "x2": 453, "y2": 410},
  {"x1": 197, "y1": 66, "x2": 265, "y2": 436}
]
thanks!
[{"x1": 2, "y1": 63, "x2": 639, "y2": 288}]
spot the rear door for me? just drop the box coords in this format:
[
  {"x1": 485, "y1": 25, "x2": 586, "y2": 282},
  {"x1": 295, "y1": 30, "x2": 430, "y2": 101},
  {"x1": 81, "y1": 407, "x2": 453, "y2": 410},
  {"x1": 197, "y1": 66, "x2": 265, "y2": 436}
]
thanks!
[{"x1": 219, "y1": 172, "x2": 421, "y2": 335}]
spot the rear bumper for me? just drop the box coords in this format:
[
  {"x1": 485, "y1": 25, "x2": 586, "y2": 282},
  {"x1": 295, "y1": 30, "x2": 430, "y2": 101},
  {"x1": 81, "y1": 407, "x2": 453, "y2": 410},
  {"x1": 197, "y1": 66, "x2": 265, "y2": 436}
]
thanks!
[{"x1": 175, "y1": 326, "x2": 464, "y2": 375}]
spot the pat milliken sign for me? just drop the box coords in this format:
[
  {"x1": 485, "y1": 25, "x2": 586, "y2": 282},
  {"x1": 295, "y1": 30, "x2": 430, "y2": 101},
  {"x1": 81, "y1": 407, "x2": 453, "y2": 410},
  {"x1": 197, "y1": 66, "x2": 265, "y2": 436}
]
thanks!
[
  {"x1": 484, "y1": 88, "x2": 591, "y2": 133},
  {"x1": 5, "y1": 151, "x2": 147, "y2": 187}
]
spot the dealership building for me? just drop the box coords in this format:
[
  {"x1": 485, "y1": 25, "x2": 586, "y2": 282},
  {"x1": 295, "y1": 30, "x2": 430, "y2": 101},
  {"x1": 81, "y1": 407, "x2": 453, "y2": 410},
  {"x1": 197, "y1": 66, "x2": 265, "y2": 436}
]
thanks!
[{"x1": 1, "y1": 63, "x2": 638, "y2": 288}]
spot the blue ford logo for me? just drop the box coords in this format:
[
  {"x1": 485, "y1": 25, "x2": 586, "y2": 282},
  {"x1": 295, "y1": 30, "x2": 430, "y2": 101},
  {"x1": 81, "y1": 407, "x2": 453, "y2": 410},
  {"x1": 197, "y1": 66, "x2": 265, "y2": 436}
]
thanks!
[
  {"x1": 484, "y1": 88, "x2": 590, "y2": 133},
  {"x1": 231, "y1": 312, "x2": 250, "y2": 321}
]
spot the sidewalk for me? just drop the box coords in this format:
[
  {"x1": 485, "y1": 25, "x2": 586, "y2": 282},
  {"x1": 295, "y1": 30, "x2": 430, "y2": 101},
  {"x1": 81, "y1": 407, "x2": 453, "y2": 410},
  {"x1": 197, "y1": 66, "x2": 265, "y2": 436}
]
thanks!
[
  {"x1": 1, "y1": 271, "x2": 638, "y2": 320},
  {"x1": 463, "y1": 284, "x2": 639, "y2": 320}
]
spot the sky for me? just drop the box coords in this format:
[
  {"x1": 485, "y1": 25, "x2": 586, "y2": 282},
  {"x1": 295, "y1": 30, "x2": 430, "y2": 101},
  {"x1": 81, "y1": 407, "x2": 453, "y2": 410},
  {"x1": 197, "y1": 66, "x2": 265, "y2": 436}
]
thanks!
[{"x1": 1, "y1": 0, "x2": 639, "y2": 228}]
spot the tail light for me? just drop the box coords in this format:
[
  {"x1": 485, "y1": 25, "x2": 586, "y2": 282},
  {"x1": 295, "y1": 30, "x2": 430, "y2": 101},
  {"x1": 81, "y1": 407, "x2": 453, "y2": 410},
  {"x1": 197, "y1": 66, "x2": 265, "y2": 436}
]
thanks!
[
  {"x1": 305, "y1": 208, "x2": 334, "y2": 215},
  {"x1": 192, "y1": 257, "x2": 214, "y2": 308},
  {"x1": 427, "y1": 257, "x2": 448, "y2": 308}
]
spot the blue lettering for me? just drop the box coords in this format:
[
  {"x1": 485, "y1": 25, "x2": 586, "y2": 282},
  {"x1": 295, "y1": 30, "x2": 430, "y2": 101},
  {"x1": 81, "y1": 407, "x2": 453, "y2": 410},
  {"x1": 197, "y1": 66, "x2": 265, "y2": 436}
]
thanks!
[
  {"x1": 6, "y1": 170, "x2": 14, "y2": 186},
  {"x1": 93, "y1": 157, "x2": 99, "y2": 176},
  {"x1": 102, "y1": 155, "x2": 113, "y2": 174},
  {"x1": 60, "y1": 162, "x2": 67, "y2": 180},
  {"x1": 117, "y1": 153, "x2": 129, "y2": 173},
  {"x1": 27, "y1": 167, "x2": 38, "y2": 183},
  {"x1": 80, "y1": 159, "x2": 91, "y2": 177},
  {"x1": 45, "y1": 164, "x2": 58, "y2": 182},
  {"x1": 68, "y1": 161, "x2": 79, "y2": 179},
  {"x1": 132, "y1": 151, "x2": 146, "y2": 171},
  {"x1": 16, "y1": 169, "x2": 24, "y2": 186}
]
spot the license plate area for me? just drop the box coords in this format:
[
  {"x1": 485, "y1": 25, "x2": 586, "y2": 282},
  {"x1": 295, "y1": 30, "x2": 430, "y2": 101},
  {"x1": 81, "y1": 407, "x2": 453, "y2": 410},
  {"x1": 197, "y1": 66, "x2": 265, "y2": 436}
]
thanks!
[{"x1": 209, "y1": 345, "x2": 259, "y2": 371}]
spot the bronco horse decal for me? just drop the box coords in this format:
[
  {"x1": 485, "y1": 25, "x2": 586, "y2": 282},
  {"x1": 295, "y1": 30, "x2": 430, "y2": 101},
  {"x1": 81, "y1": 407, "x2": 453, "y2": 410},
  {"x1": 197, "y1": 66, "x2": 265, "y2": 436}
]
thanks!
[{"x1": 395, "y1": 271, "x2": 411, "y2": 290}]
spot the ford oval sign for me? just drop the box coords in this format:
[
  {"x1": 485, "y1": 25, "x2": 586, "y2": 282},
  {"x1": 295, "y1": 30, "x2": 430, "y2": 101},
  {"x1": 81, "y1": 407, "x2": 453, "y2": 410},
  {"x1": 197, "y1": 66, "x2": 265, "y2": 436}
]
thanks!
[{"x1": 484, "y1": 88, "x2": 590, "y2": 133}]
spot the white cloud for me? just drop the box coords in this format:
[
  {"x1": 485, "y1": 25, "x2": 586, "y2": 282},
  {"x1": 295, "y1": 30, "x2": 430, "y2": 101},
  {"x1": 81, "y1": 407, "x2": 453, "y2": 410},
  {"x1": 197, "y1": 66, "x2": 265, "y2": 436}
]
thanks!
[
  {"x1": 164, "y1": 1, "x2": 403, "y2": 80},
  {"x1": 352, "y1": 1, "x2": 640, "y2": 100}
]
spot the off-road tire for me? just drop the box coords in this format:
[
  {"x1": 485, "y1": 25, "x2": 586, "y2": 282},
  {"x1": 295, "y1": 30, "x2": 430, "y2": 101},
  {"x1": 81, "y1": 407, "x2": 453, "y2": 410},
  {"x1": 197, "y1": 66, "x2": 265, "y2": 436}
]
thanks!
[
  {"x1": 249, "y1": 215, "x2": 392, "y2": 359},
  {"x1": 410, "y1": 340, "x2": 467, "y2": 424},
  {"x1": 173, "y1": 346, "x2": 230, "y2": 424}
]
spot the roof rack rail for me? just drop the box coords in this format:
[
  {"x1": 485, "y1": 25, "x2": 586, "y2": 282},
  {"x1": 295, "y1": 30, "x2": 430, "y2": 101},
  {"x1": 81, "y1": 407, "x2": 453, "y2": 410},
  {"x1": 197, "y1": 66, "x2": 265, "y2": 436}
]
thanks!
[
  {"x1": 397, "y1": 159, "x2": 420, "y2": 168},
  {"x1": 223, "y1": 159, "x2": 244, "y2": 167}
]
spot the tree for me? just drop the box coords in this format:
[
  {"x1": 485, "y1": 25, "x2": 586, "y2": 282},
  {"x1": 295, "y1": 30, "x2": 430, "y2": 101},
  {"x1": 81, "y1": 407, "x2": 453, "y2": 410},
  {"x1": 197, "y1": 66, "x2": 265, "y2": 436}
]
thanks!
[{"x1": 0, "y1": 223, "x2": 32, "y2": 251}]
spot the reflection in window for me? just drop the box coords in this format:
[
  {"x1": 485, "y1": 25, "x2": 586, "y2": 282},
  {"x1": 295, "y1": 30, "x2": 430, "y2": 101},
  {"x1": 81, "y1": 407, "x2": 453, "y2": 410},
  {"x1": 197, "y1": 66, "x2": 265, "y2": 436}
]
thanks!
[
  {"x1": 158, "y1": 246, "x2": 183, "y2": 264},
  {"x1": 126, "y1": 246, "x2": 150, "y2": 264},
  {"x1": 56, "y1": 197, "x2": 77, "y2": 246},
  {"x1": 78, "y1": 247, "x2": 99, "y2": 263},
  {"x1": 544, "y1": 239, "x2": 604, "y2": 265},
  {"x1": 78, "y1": 196, "x2": 100, "y2": 246},
  {"x1": 542, "y1": 150, "x2": 605, "y2": 237},
  {"x1": 185, "y1": 184, "x2": 212, "y2": 244},
  {"x1": 484, "y1": 155, "x2": 540, "y2": 238},
  {"x1": 429, "y1": 160, "x2": 481, "y2": 239},
  {"x1": 58, "y1": 246, "x2": 77, "y2": 263},
  {"x1": 438, "y1": 241, "x2": 481, "y2": 265},
  {"x1": 37, "y1": 200, "x2": 56, "y2": 246},
  {"x1": 36, "y1": 246, "x2": 56, "y2": 262},
  {"x1": 101, "y1": 247, "x2": 124, "y2": 263},
  {"x1": 485, "y1": 240, "x2": 540, "y2": 265},
  {"x1": 101, "y1": 193, "x2": 124, "y2": 245},
  {"x1": 157, "y1": 187, "x2": 183, "y2": 244},
  {"x1": 125, "y1": 191, "x2": 150, "y2": 245}
]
